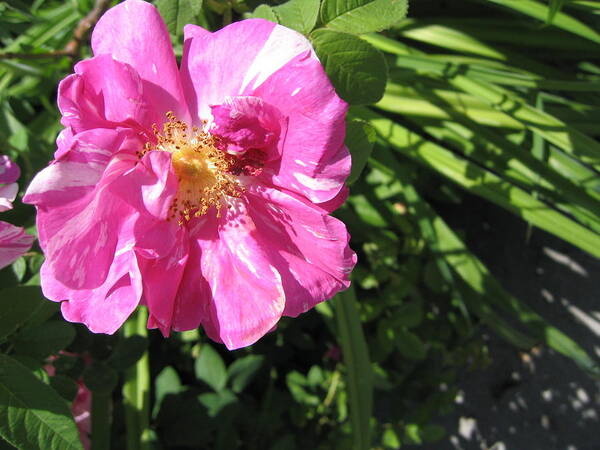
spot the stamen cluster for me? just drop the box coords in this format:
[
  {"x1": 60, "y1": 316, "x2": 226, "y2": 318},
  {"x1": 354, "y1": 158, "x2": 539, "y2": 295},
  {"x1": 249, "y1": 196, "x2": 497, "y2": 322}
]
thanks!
[{"x1": 140, "y1": 112, "x2": 242, "y2": 224}]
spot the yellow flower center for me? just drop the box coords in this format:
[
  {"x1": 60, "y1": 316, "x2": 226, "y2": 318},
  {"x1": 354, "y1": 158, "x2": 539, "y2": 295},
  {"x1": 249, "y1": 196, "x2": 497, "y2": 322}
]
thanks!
[{"x1": 140, "y1": 112, "x2": 242, "y2": 224}]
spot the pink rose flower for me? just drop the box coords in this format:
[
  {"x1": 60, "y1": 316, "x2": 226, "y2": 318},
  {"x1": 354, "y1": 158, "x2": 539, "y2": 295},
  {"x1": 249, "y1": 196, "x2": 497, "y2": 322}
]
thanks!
[
  {"x1": 0, "y1": 155, "x2": 34, "y2": 270},
  {"x1": 24, "y1": 0, "x2": 356, "y2": 349}
]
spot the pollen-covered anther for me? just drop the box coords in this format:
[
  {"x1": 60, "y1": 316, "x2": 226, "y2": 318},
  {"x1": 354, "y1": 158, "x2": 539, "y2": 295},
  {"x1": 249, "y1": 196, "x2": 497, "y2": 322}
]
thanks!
[{"x1": 145, "y1": 112, "x2": 243, "y2": 224}]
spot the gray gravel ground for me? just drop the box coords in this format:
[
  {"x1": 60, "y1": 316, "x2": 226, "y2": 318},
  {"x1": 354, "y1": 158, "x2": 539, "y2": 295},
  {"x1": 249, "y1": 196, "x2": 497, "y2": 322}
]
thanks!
[{"x1": 420, "y1": 195, "x2": 600, "y2": 450}]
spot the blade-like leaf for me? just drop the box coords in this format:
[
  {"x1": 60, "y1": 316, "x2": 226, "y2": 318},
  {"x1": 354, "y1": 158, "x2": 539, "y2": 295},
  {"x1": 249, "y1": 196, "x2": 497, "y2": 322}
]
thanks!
[
  {"x1": 356, "y1": 108, "x2": 600, "y2": 258},
  {"x1": 335, "y1": 287, "x2": 373, "y2": 450}
]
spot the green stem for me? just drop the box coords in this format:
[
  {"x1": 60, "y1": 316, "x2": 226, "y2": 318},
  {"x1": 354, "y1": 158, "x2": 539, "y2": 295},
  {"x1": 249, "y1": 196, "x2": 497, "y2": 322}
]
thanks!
[
  {"x1": 91, "y1": 392, "x2": 111, "y2": 450},
  {"x1": 123, "y1": 307, "x2": 151, "y2": 450}
]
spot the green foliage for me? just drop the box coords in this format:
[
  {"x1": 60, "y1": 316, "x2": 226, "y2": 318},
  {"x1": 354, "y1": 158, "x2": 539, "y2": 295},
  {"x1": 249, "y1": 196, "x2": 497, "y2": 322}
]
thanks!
[
  {"x1": 0, "y1": 354, "x2": 83, "y2": 450},
  {"x1": 335, "y1": 287, "x2": 373, "y2": 450},
  {"x1": 2, "y1": 0, "x2": 600, "y2": 449},
  {"x1": 311, "y1": 29, "x2": 387, "y2": 104},
  {"x1": 195, "y1": 343, "x2": 228, "y2": 391},
  {"x1": 345, "y1": 118, "x2": 376, "y2": 184},
  {"x1": 270, "y1": 0, "x2": 321, "y2": 35},
  {"x1": 155, "y1": 0, "x2": 203, "y2": 36},
  {"x1": 320, "y1": 0, "x2": 409, "y2": 34}
]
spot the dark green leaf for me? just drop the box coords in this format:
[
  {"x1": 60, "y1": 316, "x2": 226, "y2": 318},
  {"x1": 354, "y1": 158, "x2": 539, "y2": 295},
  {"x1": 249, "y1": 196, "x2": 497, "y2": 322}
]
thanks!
[
  {"x1": 82, "y1": 362, "x2": 118, "y2": 394},
  {"x1": 0, "y1": 354, "x2": 83, "y2": 450},
  {"x1": 48, "y1": 375, "x2": 79, "y2": 403},
  {"x1": 227, "y1": 354, "x2": 264, "y2": 393},
  {"x1": 106, "y1": 335, "x2": 149, "y2": 371},
  {"x1": 346, "y1": 118, "x2": 376, "y2": 184},
  {"x1": 0, "y1": 286, "x2": 50, "y2": 342},
  {"x1": 396, "y1": 328, "x2": 427, "y2": 360},
  {"x1": 13, "y1": 321, "x2": 75, "y2": 359},
  {"x1": 311, "y1": 29, "x2": 387, "y2": 105},
  {"x1": 335, "y1": 287, "x2": 373, "y2": 450}
]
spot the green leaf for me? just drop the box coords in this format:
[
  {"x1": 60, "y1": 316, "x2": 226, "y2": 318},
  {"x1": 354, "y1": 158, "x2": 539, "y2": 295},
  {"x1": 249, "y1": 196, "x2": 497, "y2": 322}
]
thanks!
[
  {"x1": 0, "y1": 354, "x2": 83, "y2": 450},
  {"x1": 153, "y1": 366, "x2": 182, "y2": 418},
  {"x1": 485, "y1": 0, "x2": 600, "y2": 44},
  {"x1": 197, "y1": 390, "x2": 238, "y2": 417},
  {"x1": 107, "y1": 335, "x2": 149, "y2": 371},
  {"x1": 227, "y1": 355, "x2": 264, "y2": 393},
  {"x1": 335, "y1": 287, "x2": 373, "y2": 450},
  {"x1": 547, "y1": 0, "x2": 567, "y2": 23},
  {"x1": 320, "y1": 0, "x2": 409, "y2": 34},
  {"x1": 195, "y1": 344, "x2": 227, "y2": 392},
  {"x1": 272, "y1": 0, "x2": 320, "y2": 35},
  {"x1": 48, "y1": 375, "x2": 79, "y2": 403},
  {"x1": 155, "y1": 0, "x2": 203, "y2": 36},
  {"x1": 346, "y1": 118, "x2": 376, "y2": 184},
  {"x1": 248, "y1": 4, "x2": 278, "y2": 22},
  {"x1": 311, "y1": 29, "x2": 387, "y2": 105},
  {"x1": 11, "y1": 258, "x2": 26, "y2": 282},
  {"x1": 13, "y1": 321, "x2": 75, "y2": 359},
  {"x1": 357, "y1": 108, "x2": 600, "y2": 258},
  {"x1": 396, "y1": 328, "x2": 427, "y2": 360},
  {"x1": 369, "y1": 150, "x2": 599, "y2": 375},
  {"x1": 82, "y1": 362, "x2": 118, "y2": 394},
  {"x1": 393, "y1": 302, "x2": 423, "y2": 329},
  {"x1": 0, "y1": 286, "x2": 49, "y2": 342}
]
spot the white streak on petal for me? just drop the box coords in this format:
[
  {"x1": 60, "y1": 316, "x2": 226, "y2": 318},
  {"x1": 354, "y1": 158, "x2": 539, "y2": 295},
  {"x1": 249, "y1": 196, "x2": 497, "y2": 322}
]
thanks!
[
  {"x1": 293, "y1": 172, "x2": 340, "y2": 192},
  {"x1": 240, "y1": 25, "x2": 313, "y2": 92}
]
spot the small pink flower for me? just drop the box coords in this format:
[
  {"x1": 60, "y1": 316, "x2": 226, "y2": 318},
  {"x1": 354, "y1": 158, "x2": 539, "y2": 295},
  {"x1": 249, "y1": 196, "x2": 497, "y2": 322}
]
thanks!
[
  {"x1": 0, "y1": 155, "x2": 34, "y2": 270},
  {"x1": 0, "y1": 154, "x2": 20, "y2": 212},
  {"x1": 24, "y1": 0, "x2": 356, "y2": 349}
]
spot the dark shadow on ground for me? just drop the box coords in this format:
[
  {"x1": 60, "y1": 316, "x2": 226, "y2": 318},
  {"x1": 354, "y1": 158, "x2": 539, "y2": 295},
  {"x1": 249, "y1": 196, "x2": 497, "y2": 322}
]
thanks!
[{"x1": 420, "y1": 192, "x2": 600, "y2": 450}]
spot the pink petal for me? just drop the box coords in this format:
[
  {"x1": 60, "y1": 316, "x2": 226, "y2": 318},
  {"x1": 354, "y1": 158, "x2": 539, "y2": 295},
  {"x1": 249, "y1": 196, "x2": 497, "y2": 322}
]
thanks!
[
  {"x1": 91, "y1": 0, "x2": 188, "y2": 121},
  {"x1": 197, "y1": 201, "x2": 285, "y2": 349},
  {"x1": 138, "y1": 229, "x2": 189, "y2": 336},
  {"x1": 167, "y1": 232, "x2": 213, "y2": 333},
  {"x1": 0, "y1": 221, "x2": 34, "y2": 270},
  {"x1": 317, "y1": 184, "x2": 349, "y2": 213},
  {"x1": 0, "y1": 155, "x2": 20, "y2": 184},
  {"x1": 181, "y1": 19, "x2": 349, "y2": 203},
  {"x1": 24, "y1": 129, "x2": 139, "y2": 208},
  {"x1": 35, "y1": 157, "x2": 137, "y2": 289},
  {"x1": 59, "y1": 55, "x2": 157, "y2": 133},
  {"x1": 0, "y1": 183, "x2": 18, "y2": 212},
  {"x1": 181, "y1": 19, "x2": 279, "y2": 120},
  {"x1": 55, "y1": 250, "x2": 143, "y2": 334},
  {"x1": 246, "y1": 184, "x2": 356, "y2": 317},
  {"x1": 110, "y1": 150, "x2": 178, "y2": 221},
  {"x1": 210, "y1": 96, "x2": 286, "y2": 159},
  {"x1": 252, "y1": 53, "x2": 350, "y2": 204}
]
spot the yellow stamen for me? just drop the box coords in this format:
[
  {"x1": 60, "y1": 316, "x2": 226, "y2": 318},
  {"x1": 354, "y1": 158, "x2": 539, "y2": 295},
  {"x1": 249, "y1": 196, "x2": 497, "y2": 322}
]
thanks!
[{"x1": 141, "y1": 112, "x2": 242, "y2": 225}]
